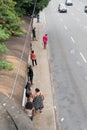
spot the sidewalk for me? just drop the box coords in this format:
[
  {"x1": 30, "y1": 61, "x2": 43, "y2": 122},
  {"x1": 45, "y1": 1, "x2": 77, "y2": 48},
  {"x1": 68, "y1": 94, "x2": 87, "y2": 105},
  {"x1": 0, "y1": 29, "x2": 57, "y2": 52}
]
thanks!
[{"x1": 31, "y1": 11, "x2": 56, "y2": 130}]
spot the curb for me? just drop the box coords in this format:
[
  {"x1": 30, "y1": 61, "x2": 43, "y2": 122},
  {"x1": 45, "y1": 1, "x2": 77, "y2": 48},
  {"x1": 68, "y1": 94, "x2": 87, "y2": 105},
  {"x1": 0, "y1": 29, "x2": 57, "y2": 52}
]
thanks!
[{"x1": 0, "y1": 92, "x2": 36, "y2": 130}]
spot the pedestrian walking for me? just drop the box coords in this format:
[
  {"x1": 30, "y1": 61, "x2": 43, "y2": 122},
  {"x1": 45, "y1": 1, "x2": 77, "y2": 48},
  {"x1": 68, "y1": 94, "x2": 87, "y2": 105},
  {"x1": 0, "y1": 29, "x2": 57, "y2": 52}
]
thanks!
[
  {"x1": 25, "y1": 81, "x2": 32, "y2": 98},
  {"x1": 37, "y1": 13, "x2": 40, "y2": 23},
  {"x1": 27, "y1": 65, "x2": 34, "y2": 85},
  {"x1": 32, "y1": 27, "x2": 37, "y2": 41},
  {"x1": 30, "y1": 50, "x2": 37, "y2": 66},
  {"x1": 33, "y1": 88, "x2": 44, "y2": 114},
  {"x1": 42, "y1": 34, "x2": 48, "y2": 49},
  {"x1": 25, "y1": 98, "x2": 34, "y2": 121}
]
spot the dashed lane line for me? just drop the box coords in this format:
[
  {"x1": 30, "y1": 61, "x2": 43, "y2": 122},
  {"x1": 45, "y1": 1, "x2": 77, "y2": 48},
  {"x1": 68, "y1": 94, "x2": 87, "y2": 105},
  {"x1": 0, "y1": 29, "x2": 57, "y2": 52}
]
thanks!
[
  {"x1": 64, "y1": 25, "x2": 68, "y2": 30},
  {"x1": 71, "y1": 36, "x2": 75, "y2": 43},
  {"x1": 84, "y1": 25, "x2": 87, "y2": 29},
  {"x1": 80, "y1": 52, "x2": 87, "y2": 63}
]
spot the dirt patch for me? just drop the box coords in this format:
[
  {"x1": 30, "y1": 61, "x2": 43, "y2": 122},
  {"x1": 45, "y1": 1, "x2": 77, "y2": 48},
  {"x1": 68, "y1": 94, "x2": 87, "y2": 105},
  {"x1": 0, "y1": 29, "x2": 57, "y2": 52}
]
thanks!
[{"x1": 0, "y1": 16, "x2": 31, "y2": 106}]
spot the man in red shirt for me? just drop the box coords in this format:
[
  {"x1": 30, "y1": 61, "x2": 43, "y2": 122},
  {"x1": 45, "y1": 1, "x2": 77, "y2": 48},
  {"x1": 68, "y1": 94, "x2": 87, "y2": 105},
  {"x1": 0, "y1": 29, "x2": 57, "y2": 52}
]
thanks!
[
  {"x1": 43, "y1": 34, "x2": 48, "y2": 49},
  {"x1": 31, "y1": 50, "x2": 37, "y2": 66}
]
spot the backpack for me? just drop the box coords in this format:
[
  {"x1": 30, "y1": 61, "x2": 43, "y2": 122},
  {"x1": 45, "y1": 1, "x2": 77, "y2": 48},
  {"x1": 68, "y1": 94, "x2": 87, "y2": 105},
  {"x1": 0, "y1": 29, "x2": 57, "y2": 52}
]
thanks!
[
  {"x1": 33, "y1": 95, "x2": 44, "y2": 109},
  {"x1": 25, "y1": 101, "x2": 33, "y2": 110}
]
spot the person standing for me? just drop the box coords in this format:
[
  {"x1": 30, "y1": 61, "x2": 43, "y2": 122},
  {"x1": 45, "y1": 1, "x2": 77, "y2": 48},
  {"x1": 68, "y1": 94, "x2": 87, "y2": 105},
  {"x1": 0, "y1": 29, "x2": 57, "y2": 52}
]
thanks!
[
  {"x1": 42, "y1": 34, "x2": 48, "y2": 49},
  {"x1": 27, "y1": 65, "x2": 34, "y2": 85},
  {"x1": 37, "y1": 14, "x2": 40, "y2": 23},
  {"x1": 25, "y1": 81, "x2": 32, "y2": 98},
  {"x1": 33, "y1": 88, "x2": 44, "y2": 114},
  {"x1": 32, "y1": 27, "x2": 37, "y2": 41},
  {"x1": 25, "y1": 97, "x2": 34, "y2": 121},
  {"x1": 30, "y1": 50, "x2": 37, "y2": 66}
]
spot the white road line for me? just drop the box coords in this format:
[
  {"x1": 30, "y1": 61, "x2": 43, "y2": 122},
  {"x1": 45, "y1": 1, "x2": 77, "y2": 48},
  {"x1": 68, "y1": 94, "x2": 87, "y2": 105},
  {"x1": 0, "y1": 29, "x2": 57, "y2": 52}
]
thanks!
[
  {"x1": 84, "y1": 25, "x2": 87, "y2": 29},
  {"x1": 71, "y1": 36, "x2": 75, "y2": 43},
  {"x1": 80, "y1": 52, "x2": 87, "y2": 63},
  {"x1": 64, "y1": 25, "x2": 68, "y2": 30}
]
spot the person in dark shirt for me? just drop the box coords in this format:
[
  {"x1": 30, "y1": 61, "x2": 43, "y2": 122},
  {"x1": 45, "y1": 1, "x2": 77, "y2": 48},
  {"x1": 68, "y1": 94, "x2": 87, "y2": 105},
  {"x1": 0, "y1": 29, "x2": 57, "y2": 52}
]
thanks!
[
  {"x1": 27, "y1": 65, "x2": 34, "y2": 85},
  {"x1": 25, "y1": 81, "x2": 32, "y2": 98},
  {"x1": 32, "y1": 27, "x2": 37, "y2": 41},
  {"x1": 25, "y1": 97, "x2": 34, "y2": 121}
]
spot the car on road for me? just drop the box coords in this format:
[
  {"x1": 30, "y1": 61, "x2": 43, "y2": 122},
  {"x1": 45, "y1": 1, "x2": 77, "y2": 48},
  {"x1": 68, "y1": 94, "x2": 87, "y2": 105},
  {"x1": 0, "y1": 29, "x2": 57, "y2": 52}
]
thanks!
[
  {"x1": 58, "y1": 3, "x2": 67, "y2": 13},
  {"x1": 65, "y1": 0, "x2": 73, "y2": 6},
  {"x1": 84, "y1": 5, "x2": 87, "y2": 13}
]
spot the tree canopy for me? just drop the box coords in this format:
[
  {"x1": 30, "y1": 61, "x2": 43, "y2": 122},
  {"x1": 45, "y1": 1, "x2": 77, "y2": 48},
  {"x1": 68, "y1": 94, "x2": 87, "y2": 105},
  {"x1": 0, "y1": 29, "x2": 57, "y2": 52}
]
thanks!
[
  {"x1": 0, "y1": 0, "x2": 25, "y2": 41},
  {"x1": 0, "y1": 0, "x2": 50, "y2": 41},
  {"x1": 13, "y1": 0, "x2": 50, "y2": 15}
]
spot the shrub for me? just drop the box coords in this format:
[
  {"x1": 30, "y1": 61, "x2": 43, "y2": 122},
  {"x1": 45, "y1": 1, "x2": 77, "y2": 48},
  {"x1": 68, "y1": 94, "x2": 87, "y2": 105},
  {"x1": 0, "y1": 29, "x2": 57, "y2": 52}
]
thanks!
[
  {"x1": 0, "y1": 43, "x2": 8, "y2": 55},
  {"x1": 6, "y1": 63, "x2": 14, "y2": 70},
  {"x1": 14, "y1": 28, "x2": 27, "y2": 36},
  {"x1": 0, "y1": 60, "x2": 14, "y2": 70},
  {"x1": 0, "y1": 60, "x2": 8, "y2": 69},
  {"x1": 0, "y1": 28, "x2": 10, "y2": 41}
]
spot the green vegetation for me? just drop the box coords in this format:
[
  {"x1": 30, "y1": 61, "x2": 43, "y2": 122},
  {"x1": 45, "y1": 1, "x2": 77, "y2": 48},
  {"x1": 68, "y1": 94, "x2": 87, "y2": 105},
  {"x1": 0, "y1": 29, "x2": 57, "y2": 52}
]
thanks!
[
  {"x1": 14, "y1": 28, "x2": 27, "y2": 36},
  {"x1": 0, "y1": 0, "x2": 26, "y2": 41},
  {"x1": 0, "y1": 43, "x2": 8, "y2": 54},
  {"x1": 0, "y1": 0, "x2": 50, "y2": 70},
  {"x1": 0, "y1": 60, "x2": 14, "y2": 70},
  {"x1": 0, "y1": 0, "x2": 50, "y2": 41},
  {"x1": 0, "y1": 27, "x2": 10, "y2": 41},
  {"x1": 0, "y1": 43, "x2": 14, "y2": 70},
  {"x1": 13, "y1": 0, "x2": 50, "y2": 15}
]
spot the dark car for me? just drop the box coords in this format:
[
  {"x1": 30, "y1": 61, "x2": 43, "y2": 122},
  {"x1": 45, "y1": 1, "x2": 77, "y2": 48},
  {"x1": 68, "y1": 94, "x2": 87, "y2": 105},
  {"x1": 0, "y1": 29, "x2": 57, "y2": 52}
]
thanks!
[
  {"x1": 84, "y1": 6, "x2": 87, "y2": 13},
  {"x1": 65, "y1": 0, "x2": 73, "y2": 6},
  {"x1": 58, "y1": 3, "x2": 67, "y2": 13}
]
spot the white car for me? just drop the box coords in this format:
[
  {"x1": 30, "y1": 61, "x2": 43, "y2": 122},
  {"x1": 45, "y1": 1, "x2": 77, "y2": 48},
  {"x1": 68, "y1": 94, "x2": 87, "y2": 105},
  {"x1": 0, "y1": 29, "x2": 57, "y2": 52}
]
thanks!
[
  {"x1": 65, "y1": 0, "x2": 73, "y2": 6},
  {"x1": 58, "y1": 3, "x2": 67, "y2": 13},
  {"x1": 84, "y1": 5, "x2": 87, "y2": 13}
]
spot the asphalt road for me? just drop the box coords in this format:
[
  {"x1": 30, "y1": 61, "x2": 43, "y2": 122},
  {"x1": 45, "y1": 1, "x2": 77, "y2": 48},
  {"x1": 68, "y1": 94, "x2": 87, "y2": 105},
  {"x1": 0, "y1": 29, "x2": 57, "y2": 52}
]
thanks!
[{"x1": 44, "y1": 0, "x2": 87, "y2": 130}]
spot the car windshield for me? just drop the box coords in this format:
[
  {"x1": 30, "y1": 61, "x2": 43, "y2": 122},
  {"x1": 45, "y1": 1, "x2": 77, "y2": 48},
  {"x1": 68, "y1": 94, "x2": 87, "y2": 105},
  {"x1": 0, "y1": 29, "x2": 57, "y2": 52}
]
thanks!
[
  {"x1": 60, "y1": 4, "x2": 66, "y2": 8},
  {"x1": 67, "y1": 0, "x2": 72, "y2": 3}
]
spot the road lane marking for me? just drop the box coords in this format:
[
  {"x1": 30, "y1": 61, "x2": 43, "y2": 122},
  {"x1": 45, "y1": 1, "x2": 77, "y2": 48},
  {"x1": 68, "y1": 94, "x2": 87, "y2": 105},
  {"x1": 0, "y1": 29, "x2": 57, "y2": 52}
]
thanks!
[
  {"x1": 60, "y1": 118, "x2": 64, "y2": 122},
  {"x1": 71, "y1": 36, "x2": 75, "y2": 43},
  {"x1": 64, "y1": 25, "x2": 68, "y2": 30},
  {"x1": 84, "y1": 25, "x2": 87, "y2": 29},
  {"x1": 80, "y1": 52, "x2": 87, "y2": 63},
  {"x1": 70, "y1": 49, "x2": 75, "y2": 54}
]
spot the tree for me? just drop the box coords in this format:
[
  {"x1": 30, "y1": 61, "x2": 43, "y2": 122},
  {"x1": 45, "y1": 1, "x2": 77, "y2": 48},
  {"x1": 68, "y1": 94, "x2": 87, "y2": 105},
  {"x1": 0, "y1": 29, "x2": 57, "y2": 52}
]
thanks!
[
  {"x1": 0, "y1": 0, "x2": 25, "y2": 41},
  {"x1": 13, "y1": 0, "x2": 50, "y2": 15}
]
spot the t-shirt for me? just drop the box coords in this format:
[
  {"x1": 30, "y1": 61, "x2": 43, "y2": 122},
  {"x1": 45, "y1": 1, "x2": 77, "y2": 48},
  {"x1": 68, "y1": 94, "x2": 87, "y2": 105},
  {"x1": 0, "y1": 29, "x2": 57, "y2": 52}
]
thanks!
[
  {"x1": 43, "y1": 35, "x2": 48, "y2": 43},
  {"x1": 31, "y1": 53, "x2": 36, "y2": 60}
]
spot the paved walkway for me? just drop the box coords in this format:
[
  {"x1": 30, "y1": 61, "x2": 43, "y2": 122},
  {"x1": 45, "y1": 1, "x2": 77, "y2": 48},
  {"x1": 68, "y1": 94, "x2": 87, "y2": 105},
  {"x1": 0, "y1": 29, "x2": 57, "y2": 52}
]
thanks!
[{"x1": 30, "y1": 11, "x2": 56, "y2": 130}]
